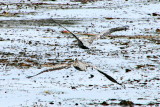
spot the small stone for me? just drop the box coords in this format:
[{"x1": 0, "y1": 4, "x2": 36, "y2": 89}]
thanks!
[
  {"x1": 156, "y1": 28, "x2": 160, "y2": 32},
  {"x1": 100, "y1": 101, "x2": 109, "y2": 106},
  {"x1": 71, "y1": 86, "x2": 76, "y2": 89},
  {"x1": 75, "y1": 103, "x2": 78, "y2": 105},
  {"x1": 125, "y1": 69, "x2": 131, "y2": 73},
  {"x1": 89, "y1": 74, "x2": 94, "y2": 79},
  {"x1": 66, "y1": 75, "x2": 69, "y2": 78},
  {"x1": 49, "y1": 101, "x2": 54, "y2": 105},
  {"x1": 119, "y1": 100, "x2": 134, "y2": 106},
  {"x1": 152, "y1": 12, "x2": 160, "y2": 16}
]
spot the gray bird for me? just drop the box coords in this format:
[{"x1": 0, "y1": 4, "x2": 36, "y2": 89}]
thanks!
[
  {"x1": 51, "y1": 19, "x2": 129, "y2": 49},
  {"x1": 27, "y1": 58, "x2": 124, "y2": 87}
]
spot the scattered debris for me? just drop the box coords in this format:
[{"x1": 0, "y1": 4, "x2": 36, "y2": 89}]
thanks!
[{"x1": 0, "y1": 0, "x2": 160, "y2": 106}]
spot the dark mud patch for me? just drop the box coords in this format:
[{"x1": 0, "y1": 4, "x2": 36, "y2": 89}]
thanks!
[{"x1": 0, "y1": 18, "x2": 79, "y2": 28}]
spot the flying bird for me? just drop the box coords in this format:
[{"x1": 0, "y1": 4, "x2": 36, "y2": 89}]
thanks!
[
  {"x1": 27, "y1": 58, "x2": 124, "y2": 87},
  {"x1": 51, "y1": 19, "x2": 129, "y2": 49}
]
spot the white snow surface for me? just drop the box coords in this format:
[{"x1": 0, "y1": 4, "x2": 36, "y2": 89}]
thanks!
[{"x1": 0, "y1": 0, "x2": 160, "y2": 106}]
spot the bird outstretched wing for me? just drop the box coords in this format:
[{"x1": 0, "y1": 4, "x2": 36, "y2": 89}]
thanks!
[
  {"x1": 26, "y1": 63, "x2": 71, "y2": 78},
  {"x1": 87, "y1": 25, "x2": 129, "y2": 44},
  {"x1": 51, "y1": 19, "x2": 89, "y2": 49}
]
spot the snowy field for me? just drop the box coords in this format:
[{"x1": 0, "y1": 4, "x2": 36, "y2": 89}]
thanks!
[{"x1": 0, "y1": 0, "x2": 160, "y2": 106}]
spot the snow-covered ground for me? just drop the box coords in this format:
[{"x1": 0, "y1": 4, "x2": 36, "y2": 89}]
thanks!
[{"x1": 0, "y1": 0, "x2": 160, "y2": 106}]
